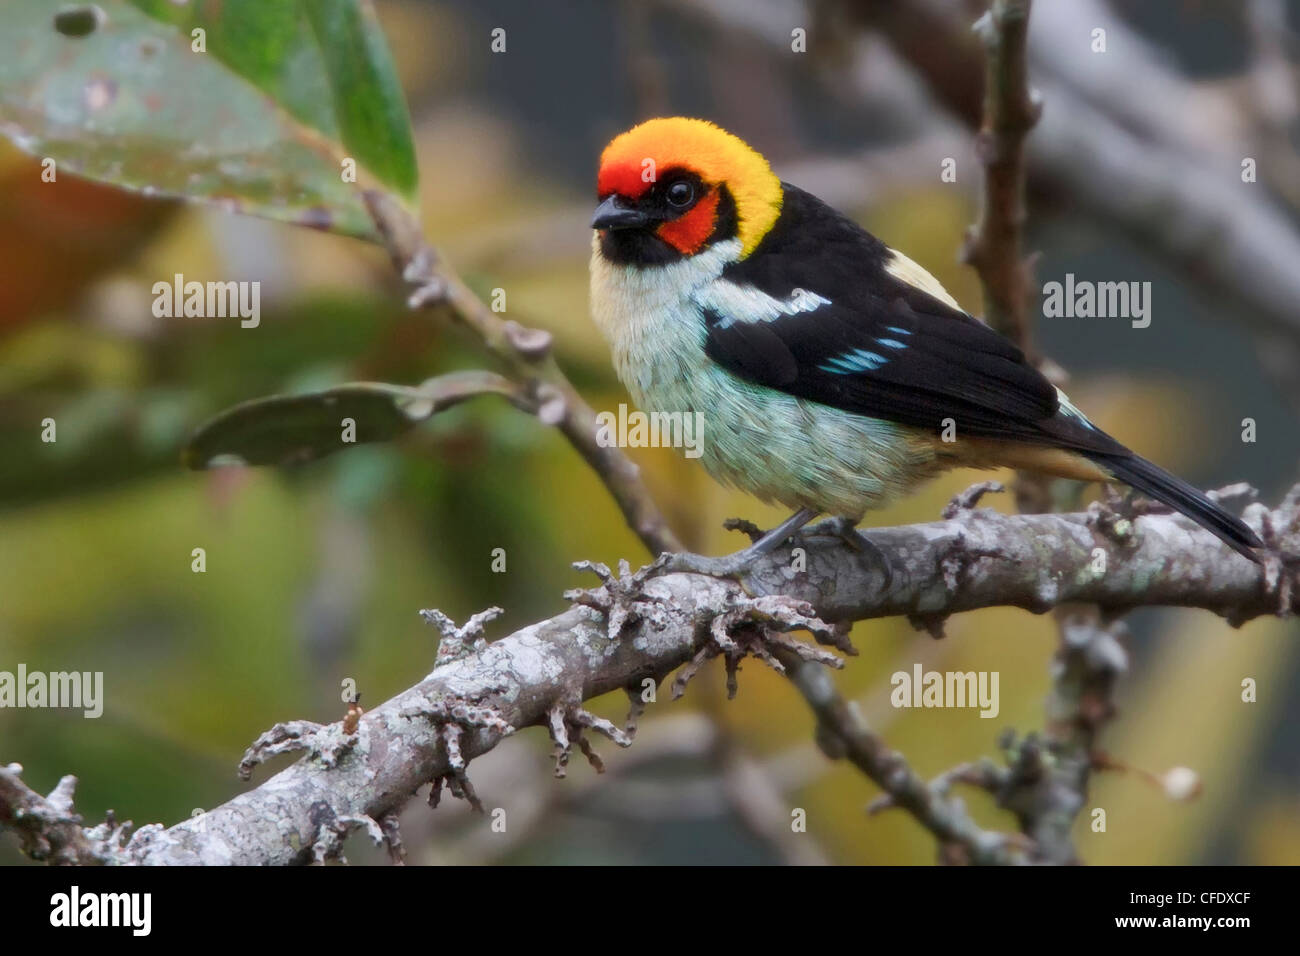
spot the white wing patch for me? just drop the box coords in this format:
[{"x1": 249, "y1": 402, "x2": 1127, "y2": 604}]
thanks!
[
  {"x1": 884, "y1": 249, "x2": 961, "y2": 310},
  {"x1": 695, "y1": 280, "x2": 831, "y2": 328}
]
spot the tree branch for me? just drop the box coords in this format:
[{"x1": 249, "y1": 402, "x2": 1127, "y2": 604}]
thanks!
[
  {"x1": 963, "y1": 0, "x2": 1039, "y2": 346},
  {"x1": 4, "y1": 488, "x2": 1294, "y2": 864},
  {"x1": 0, "y1": 768, "x2": 103, "y2": 865}
]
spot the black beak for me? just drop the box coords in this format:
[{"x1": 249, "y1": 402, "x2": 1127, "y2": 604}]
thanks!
[{"x1": 591, "y1": 194, "x2": 650, "y2": 230}]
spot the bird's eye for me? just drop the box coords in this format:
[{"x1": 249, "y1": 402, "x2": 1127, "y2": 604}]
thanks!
[{"x1": 666, "y1": 180, "x2": 695, "y2": 208}]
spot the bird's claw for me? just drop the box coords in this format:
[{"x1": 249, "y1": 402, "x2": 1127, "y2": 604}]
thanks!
[
  {"x1": 660, "y1": 547, "x2": 772, "y2": 579},
  {"x1": 801, "y1": 516, "x2": 896, "y2": 591},
  {"x1": 660, "y1": 508, "x2": 820, "y2": 581}
]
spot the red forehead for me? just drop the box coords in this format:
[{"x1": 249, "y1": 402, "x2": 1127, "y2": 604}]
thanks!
[
  {"x1": 597, "y1": 118, "x2": 711, "y2": 198},
  {"x1": 596, "y1": 157, "x2": 655, "y2": 199}
]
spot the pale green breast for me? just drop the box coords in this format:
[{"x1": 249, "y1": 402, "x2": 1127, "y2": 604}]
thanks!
[{"x1": 589, "y1": 238, "x2": 941, "y2": 516}]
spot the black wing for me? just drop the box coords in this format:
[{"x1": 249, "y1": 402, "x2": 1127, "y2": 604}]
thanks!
[
  {"x1": 706, "y1": 184, "x2": 1266, "y2": 560},
  {"x1": 705, "y1": 183, "x2": 1116, "y2": 454}
]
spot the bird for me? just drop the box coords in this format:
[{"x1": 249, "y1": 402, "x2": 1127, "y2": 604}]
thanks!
[{"x1": 587, "y1": 116, "x2": 1262, "y2": 575}]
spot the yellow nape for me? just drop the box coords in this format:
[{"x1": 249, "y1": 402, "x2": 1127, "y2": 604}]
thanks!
[{"x1": 599, "y1": 117, "x2": 782, "y2": 258}]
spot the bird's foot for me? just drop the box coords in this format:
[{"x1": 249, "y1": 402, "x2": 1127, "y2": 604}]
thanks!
[
  {"x1": 801, "y1": 516, "x2": 896, "y2": 591},
  {"x1": 661, "y1": 507, "x2": 818, "y2": 580},
  {"x1": 661, "y1": 545, "x2": 776, "y2": 579}
]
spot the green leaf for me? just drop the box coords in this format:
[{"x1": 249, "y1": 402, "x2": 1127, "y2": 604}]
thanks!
[
  {"x1": 0, "y1": 0, "x2": 418, "y2": 239},
  {"x1": 183, "y1": 373, "x2": 519, "y2": 468}
]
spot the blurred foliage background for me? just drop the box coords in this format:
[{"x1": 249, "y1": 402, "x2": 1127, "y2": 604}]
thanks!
[{"x1": 1, "y1": 0, "x2": 1298, "y2": 865}]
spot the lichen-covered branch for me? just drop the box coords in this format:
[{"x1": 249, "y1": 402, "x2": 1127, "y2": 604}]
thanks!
[
  {"x1": 4, "y1": 487, "x2": 1294, "y2": 865},
  {"x1": 0, "y1": 767, "x2": 104, "y2": 865}
]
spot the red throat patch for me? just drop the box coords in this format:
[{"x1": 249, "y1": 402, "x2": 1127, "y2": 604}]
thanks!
[{"x1": 656, "y1": 189, "x2": 719, "y2": 256}]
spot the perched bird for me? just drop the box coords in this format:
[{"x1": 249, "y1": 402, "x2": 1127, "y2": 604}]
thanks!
[{"x1": 588, "y1": 117, "x2": 1262, "y2": 573}]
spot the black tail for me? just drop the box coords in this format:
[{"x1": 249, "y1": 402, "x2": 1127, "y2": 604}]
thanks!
[{"x1": 1082, "y1": 451, "x2": 1263, "y2": 562}]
